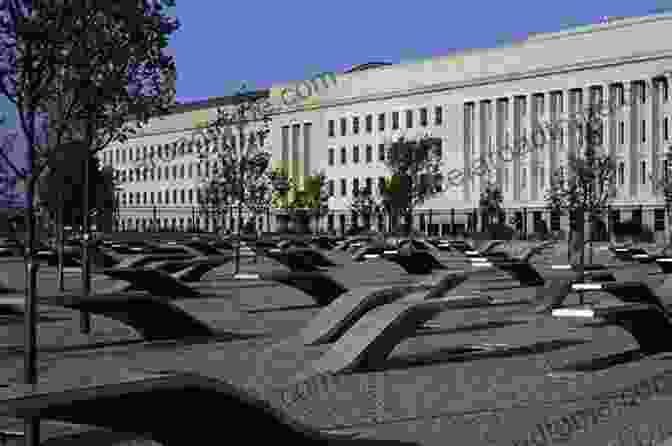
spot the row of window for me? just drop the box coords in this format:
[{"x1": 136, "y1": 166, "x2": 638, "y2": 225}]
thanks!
[
  {"x1": 119, "y1": 188, "x2": 204, "y2": 206},
  {"x1": 466, "y1": 117, "x2": 671, "y2": 158},
  {"x1": 327, "y1": 141, "x2": 443, "y2": 166},
  {"x1": 327, "y1": 175, "x2": 444, "y2": 198},
  {"x1": 101, "y1": 132, "x2": 260, "y2": 167},
  {"x1": 115, "y1": 159, "x2": 225, "y2": 183},
  {"x1": 328, "y1": 106, "x2": 444, "y2": 137},
  {"x1": 465, "y1": 82, "x2": 669, "y2": 121}
]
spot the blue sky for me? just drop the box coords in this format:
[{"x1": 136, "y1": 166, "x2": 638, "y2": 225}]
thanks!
[{"x1": 169, "y1": 0, "x2": 672, "y2": 104}]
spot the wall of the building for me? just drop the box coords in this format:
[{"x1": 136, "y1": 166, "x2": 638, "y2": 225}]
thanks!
[{"x1": 104, "y1": 12, "x2": 672, "y2": 236}]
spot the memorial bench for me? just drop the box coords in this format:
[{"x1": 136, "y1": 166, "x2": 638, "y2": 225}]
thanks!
[
  {"x1": 553, "y1": 281, "x2": 672, "y2": 354},
  {"x1": 0, "y1": 371, "x2": 376, "y2": 446},
  {"x1": 304, "y1": 292, "x2": 518, "y2": 375}
]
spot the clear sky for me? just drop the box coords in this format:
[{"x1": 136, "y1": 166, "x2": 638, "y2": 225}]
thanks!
[{"x1": 169, "y1": 0, "x2": 672, "y2": 104}]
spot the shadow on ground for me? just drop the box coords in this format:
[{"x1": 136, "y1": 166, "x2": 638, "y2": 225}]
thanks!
[{"x1": 360, "y1": 338, "x2": 590, "y2": 373}]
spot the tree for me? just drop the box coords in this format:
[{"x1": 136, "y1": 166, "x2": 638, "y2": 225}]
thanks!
[
  {"x1": 381, "y1": 135, "x2": 443, "y2": 234},
  {"x1": 271, "y1": 168, "x2": 329, "y2": 233},
  {"x1": 652, "y1": 145, "x2": 672, "y2": 243},
  {"x1": 191, "y1": 87, "x2": 272, "y2": 272},
  {"x1": 545, "y1": 102, "x2": 617, "y2": 279},
  {"x1": 38, "y1": 149, "x2": 115, "y2": 228},
  {"x1": 348, "y1": 185, "x2": 381, "y2": 231},
  {"x1": 478, "y1": 181, "x2": 504, "y2": 231},
  {"x1": 0, "y1": 2, "x2": 178, "y2": 432}
]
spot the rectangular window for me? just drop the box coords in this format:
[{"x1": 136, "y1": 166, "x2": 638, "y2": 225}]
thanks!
[
  {"x1": 365, "y1": 145, "x2": 372, "y2": 163},
  {"x1": 378, "y1": 144, "x2": 385, "y2": 162},
  {"x1": 641, "y1": 82, "x2": 647, "y2": 103},
  {"x1": 642, "y1": 120, "x2": 647, "y2": 143},
  {"x1": 365, "y1": 177, "x2": 372, "y2": 192},
  {"x1": 328, "y1": 120, "x2": 335, "y2": 137},
  {"x1": 420, "y1": 108, "x2": 428, "y2": 127},
  {"x1": 664, "y1": 81, "x2": 670, "y2": 103},
  {"x1": 435, "y1": 140, "x2": 442, "y2": 160},
  {"x1": 521, "y1": 168, "x2": 527, "y2": 189},
  {"x1": 434, "y1": 106, "x2": 443, "y2": 125},
  {"x1": 539, "y1": 166, "x2": 545, "y2": 189},
  {"x1": 340, "y1": 118, "x2": 347, "y2": 136},
  {"x1": 341, "y1": 147, "x2": 347, "y2": 164},
  {"x1": 378, "y1": 113, "x2": 385, "y2": 131},
  {"x1": 353, "y1": 178, "x2": 359, "y2": 194},
  {"x1": 365, "y1": 115, "x2": 373, "y2": 133},
  {"x1": 406, "y1": 110, "x2": 413, "y2": 128},
  {"x1": 641, "y1": 161, "x2": 647, "y2": 185},
  {"x1": 520, "y1": 97, "x2": 527, "y2": 116},
  {"x1": 378, "y1": 177, "x2": 385, "y2": 194},
  {"x1": 618, "y1": 84, "x2": 625, "y2": 106},
  {"x1": 665, "y1": 117, "x2": 669, "y2": 141},
  {"x1": 328, "y1": 180, "x2": 334, "y2": 197},
  {"x1": 353, "y1": 117, "x2": 360, "y2": 134},
  {"x1": 340, "y1": 178, "x2": 347, "y2": 196},
  {"x1": 392, "y1": 111, "x2": 399, "y2": 130},
  {"x1": 619, "y1": 121, "x2": 625, "y2": 145},
  {"x1": 328, "y1": 148, "x2": 335, "y2": 166},
  {"x1": 664, "y1": 159, "x2": 669, "y2": 182},
  {"x1": 353, "y1": 145, "x2": 360, "y2": 163}
]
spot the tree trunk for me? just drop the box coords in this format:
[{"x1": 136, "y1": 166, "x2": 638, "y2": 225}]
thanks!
[
  {"x1": 668, "y1": 206, "x2": 672, "y2": 246},
  {"x1": 234, "y1": 202, "x2": 242, "y2": 275},
  {"x1": 56, "y1": 194, "x2": 64, "y2": 292},
  {"x1": 80, "y1": 128, "x2": 92, "y2": 334},
  {"x1": 23, "y1": 176, "x2": 41, "y2": 446},
  {"x1": 574, "y1": 208, "x2": 586, "y2": 304},
  {"x1": 404, "y1": 211, "x2": 413, "y2": 236}
]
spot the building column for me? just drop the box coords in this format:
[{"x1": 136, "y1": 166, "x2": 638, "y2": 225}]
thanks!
[
  {"x1": 291, "y1": 123, "x2": 301, "y2": 186},
  {"x1": 566, "y1": 89, "x2": 578, "y2": 160},
  {"x1": 604, "y1": 83, "x2": 617, "y2": 158},
  {"x1": 502, "y1": 98, "x2": 513, "y2": 200},
  {"x1": 529, "y1": 93, "x2": 540, "y2": 202},
  {"x1": 627, "y1": 80, "x2": 638, "y2": 198},
  {"x1": 474, "y1": 100, "x2": 482, "y2": 199},
  {"x1": 463, "y1": 102, "x2": 473, "y2": 203},
  {"x1": 303, "y1": 122, "x2": 312, "y2": 181},
  {"x1": 513, "y1": 96, "x2": 521, "y2": 203},
  {"x1": 547, "y1": 92, "x2": 558, "y2": 183},
  {"x1": 651, "y1": 78, "x2": 661, "y2": 195},
  {"x1": 494, "y1": 98, "x2": 503, "y2": 190}
]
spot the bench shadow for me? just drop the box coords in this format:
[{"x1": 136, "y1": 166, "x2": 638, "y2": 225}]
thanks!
[
  {"x1": 246, "y1": 303, "x2": 323, "y2": 313},
  {"x1": 361, "y1": 338, "x2": 589, "y2": 373},
  {"x1": 551, "y1": 348, "x2": 658, "y2": 373},
  {"x1": 410, "y1": 319, "x2": 528, "y2": 337}
]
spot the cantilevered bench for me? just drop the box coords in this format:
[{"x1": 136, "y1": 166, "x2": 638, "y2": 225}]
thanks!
[
  {"x1": 261, "y1": 248, "x2": 324, "y2": 272},
  {"x1": 554, "y1": 280, "x2": 672, "y2": 354},
  {"x1": 380, "y1": 250, "x2": 449, "y2": 275},
  {"x1": 141, "y1": 256, "x2": 234, "y2": 283},
  {"x1": 0, "y1": 294, "x2": 261, "y2": 342},
  {"x1": 97, "y1": 268, "x2": 202, "y2": 299},
  {"x1": 0, "y1": 370, "x2": 365, "y2": 446},
  {"x1": 379, "y1": 241, "x2": 557, "y2": 285},
  {"x1": 298, "y1": 271, "x2": 470, "y2": 345},
  {"x1": 304, "y1": 293, "x2": 507, "y2": 375},
  {"x1": 458, "y1": 239, "x2": 506, "y2": 257}
]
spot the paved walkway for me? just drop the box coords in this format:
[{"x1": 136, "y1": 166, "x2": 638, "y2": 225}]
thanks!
[{"x1": 0, "y1": 247, "x2": 671, "y2": 444}]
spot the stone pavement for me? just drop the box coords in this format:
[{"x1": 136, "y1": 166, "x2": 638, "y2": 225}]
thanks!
[{"x1": 0, "y1": 248, "x2": 671, "y2": 444}]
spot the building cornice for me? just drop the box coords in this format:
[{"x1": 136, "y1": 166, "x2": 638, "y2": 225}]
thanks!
[{"x1": 271, "y1": 49, "x2": 672, "y2": 116}]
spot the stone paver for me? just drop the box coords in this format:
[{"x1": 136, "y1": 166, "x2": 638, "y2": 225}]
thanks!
[{"x1": 0, "y1": 246, "x2": 671, "y2": 444}]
